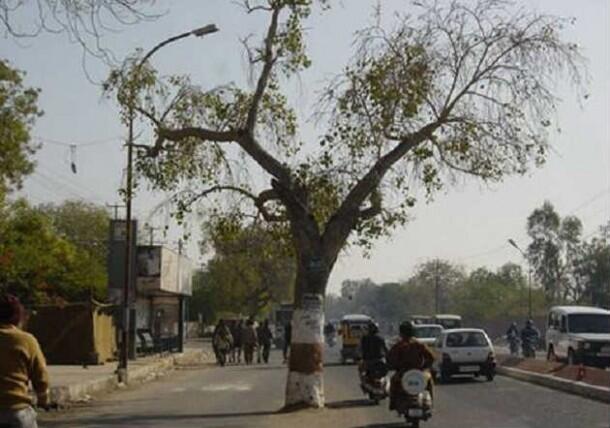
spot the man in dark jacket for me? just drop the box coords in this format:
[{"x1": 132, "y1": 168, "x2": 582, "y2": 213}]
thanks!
[
  {"x1": 283, "y1": 322, "x2": 292, "y2": 363},
  {"x1": 241, "y1": 319, "x2": 258, "y2": 365},
  {"x1": 257, "y1": 320, "x2": 273, "y2": 364},
  {"x1": 360, "y1": 321, "x2": 387, "y2": 376}
]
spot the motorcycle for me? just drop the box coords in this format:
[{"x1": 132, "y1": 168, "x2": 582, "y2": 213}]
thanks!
[
  {"x1": 359, "y1": 359, "x2": 389, "y2": 404},
  {"x1": 507, "y1": 334, "x2": 520, "y2": 356},
  {"x1": 391, "y1": 369, "x2": 433, "y2": 428},
  {"x1": 522, "y1": 335, "x2": 538, "y2": 358}
]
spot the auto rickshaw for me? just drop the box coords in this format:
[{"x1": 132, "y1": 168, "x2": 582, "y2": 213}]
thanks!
[{"x1": 339, "y1": 314, "x2": 373, "y2": 364}]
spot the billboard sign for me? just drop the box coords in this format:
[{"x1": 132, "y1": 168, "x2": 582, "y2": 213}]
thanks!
[{"x1": 136, "y1": 246, "x2": 193, "y2": 296}]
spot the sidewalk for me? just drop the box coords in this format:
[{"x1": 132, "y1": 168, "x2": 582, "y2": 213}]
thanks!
[{"x1": 47, "y1": 340, "x2": 214, "y2": 406}]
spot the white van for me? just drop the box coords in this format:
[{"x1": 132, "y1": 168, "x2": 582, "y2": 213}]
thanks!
[{"x1": 545, "y1": 306, "x2": 610, "y2": 367}]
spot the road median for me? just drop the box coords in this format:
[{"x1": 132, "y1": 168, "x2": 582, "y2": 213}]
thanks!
[{"x1": 496, "y1": 355, "x2": 610, "y2": 403}]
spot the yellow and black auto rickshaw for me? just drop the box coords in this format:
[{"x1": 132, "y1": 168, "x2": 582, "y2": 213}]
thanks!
[{"x1": 339, "y1": 314, "x2": 373, "y2": 364}]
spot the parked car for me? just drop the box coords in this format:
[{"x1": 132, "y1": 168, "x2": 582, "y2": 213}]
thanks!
[
  {"x1": 413, "y1": 324, "x2": 444, "y2": 347},
  {"x1": 433, "y1": 328, "x2": 496, "y2": 383},
  {"x1": 545, "y1": 306, "x2": 610, "y2": 368}
]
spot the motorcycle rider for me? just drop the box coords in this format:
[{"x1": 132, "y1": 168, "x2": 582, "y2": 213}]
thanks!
[
  {"x1": 506, "y1": 322, "x2": 520, "y2": 356},
  {"x1": 520, "y1": 319, "x2": 540, "y2": 358},
  {"x1": 360, "y1": 321, "x2": 387, "y2": 367},
  {"x1": 387, "y1": 321, "x2": 435, "y2": 410},
  {"x1": 324, "y1": 322, "x2": 337, "y2": 346}
]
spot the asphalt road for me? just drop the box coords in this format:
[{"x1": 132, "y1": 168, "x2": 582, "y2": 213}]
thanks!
[{"x1": 41, "y1": 346, "x2": 610, "y2": 428}]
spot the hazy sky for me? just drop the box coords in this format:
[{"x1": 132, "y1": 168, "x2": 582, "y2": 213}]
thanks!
[{"x1": 4, "y1": 0, "x2": 609, "y2": 294}]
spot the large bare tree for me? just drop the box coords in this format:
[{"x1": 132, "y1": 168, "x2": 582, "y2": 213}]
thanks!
[{"x1": 105, "y1": 0, "x2": 585, "y2": 408}]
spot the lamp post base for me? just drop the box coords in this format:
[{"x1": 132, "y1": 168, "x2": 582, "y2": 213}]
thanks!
[{"x1": 117, "y1": 368, "x2": 128, "y2": 384}]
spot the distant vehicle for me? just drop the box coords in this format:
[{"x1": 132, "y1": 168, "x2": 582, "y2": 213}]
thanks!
[
  {"x1": 408, "y1": 314, "x2": 462, "y2": 329},
  {"x1": 433, "y1": 328, "x2": 496, "y2": 383},
  {"x1": 410, "y1": 315, "x2": 434, "y2": 325},
  {"x1": 412, "y1": 324, "x2": 444, "y2": 347},
  {"x1": 339, "y1": 314, "x2": 373, "y2": 364},
  {"x1": 545, "y1": 306, "x2": 610, "y2": 368},
  {"x1": 433, "y1": 314, "x2": 462, "y2": 329},
  {"x1": 272, "y1": 303, "x2": 293, "y2": 349}
]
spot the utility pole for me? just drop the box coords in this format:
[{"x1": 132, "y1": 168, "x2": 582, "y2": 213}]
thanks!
[
  {"x1": 177, "y1": 238, "x2": 184, "y2": 353},
  {"x1": 116, "y1": 24, "x2": 219, "y2": 384},
  {"x1": 508, "y1": 239, "x2": 532, "y2": 319},
  {"x1": 434, "y1": 259, "x2": 441, "y2": 314}
]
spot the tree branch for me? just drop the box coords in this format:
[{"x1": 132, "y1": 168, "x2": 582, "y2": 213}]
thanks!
[
  {"x1": 183, "y1": 185, "x2": 286, "y2": 222},
  {"x1": 246, "y1": 5, "x2": 281, "y2": 131},
  {"x1": 237, "y1": 133, "x2": 292, "y2": 183},
  {"x1": 323, "y1": 121, "x2": 441, "y2": 259},
  {"x1": 359, "y1": 189, "x2": 382, "y2": 220},
  {"x1": 145, "y1": 127, "x2": 238, "y2": 156}
]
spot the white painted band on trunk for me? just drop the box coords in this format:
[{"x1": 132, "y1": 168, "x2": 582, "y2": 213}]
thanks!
[
  {"x1": 285, "y1": 370, "x2": 325, "y2": 408},
  {"x1": 292, "y1": 308, "x2": 324, "y2": 344}
]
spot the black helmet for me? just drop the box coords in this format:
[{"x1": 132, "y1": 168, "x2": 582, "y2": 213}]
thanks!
[
  {"x1": 368, "y1": 321, "x2": 379, "y2": 334},
  {"x1": 399, "y1": 321, "x2": 414, "y2": 338}
]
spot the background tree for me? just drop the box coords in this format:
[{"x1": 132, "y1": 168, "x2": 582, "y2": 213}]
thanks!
[
  {"x1": 405, "y1": 259, "x2": 466, "y2": 314},
  {"x1": 0, "y1": 60, "x2": 41, "y2": 201},
  {"x1": 193, "y1": 218, "x2": 295, "y2": 318},
  {"x1": 39, "y1": 200, "x2": 110, "y2": 265},
  {"x1": 0, "y1": 200, "x2": 107, "y2": 304},
  {"x1": 105, "y1": 0, "x2": 585, "y2": 407},
  {"x1": 573, "y1": 236, "x2": 610, "y2": 307},
  {"x1": 526, "y1": 201, "x2": 584, "y2": 303}
]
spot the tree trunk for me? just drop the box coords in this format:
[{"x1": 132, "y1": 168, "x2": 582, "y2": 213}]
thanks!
[{"x1": 284, "y1": 257, "x2": 329, "y2": 409}]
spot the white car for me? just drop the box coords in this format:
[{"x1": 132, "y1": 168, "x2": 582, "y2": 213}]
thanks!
[
  {"x1": 413, "y1": 324, "x2": 444, "y2": 347},
  {"x1": 433, "y1": 328, "x2": 496, "y2": 383},
  {"x1": 545, "y1": 306, "x2": 610, "y2": 367}
]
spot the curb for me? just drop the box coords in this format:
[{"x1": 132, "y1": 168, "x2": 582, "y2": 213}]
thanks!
[
  {"x1": 49, "y1": 349, "x2": 214, "y2": 406},
  {"x1": 496, "y1": 366, "x2": 610, "y2": 404}
]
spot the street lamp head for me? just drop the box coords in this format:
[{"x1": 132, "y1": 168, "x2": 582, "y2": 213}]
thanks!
[{"x1": 191, "y1": 24, "x2": 219, "y2": 37}]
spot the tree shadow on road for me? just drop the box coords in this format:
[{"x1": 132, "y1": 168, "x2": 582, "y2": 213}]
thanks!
[
  {"x1": 324, "y1": 362, "x2": 356, "y2": 367},
  {"x1": 326, "y1": 399, "x2": 376, "y2": 409},
  {"x1": 436, "y1": 376, "x2": 481, "y2": 386},
  {"x1": 353, "y1": 423, "x2": 406, "y2": 428},
  {"x1": 41, "y1": 410, "x2": 280, "y2": 427}
]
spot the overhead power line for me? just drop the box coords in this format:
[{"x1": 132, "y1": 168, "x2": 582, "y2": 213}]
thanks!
[{"x1": 35, "y1": 135, "x2": 121, "y2": 148}]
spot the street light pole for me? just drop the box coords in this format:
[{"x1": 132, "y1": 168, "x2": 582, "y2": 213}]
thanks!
[
  {"x1": 508, "y1": 239, "x2": 532, "y2": 319},
  {"x1": 117, "y1": 24, "x2": 219, "y2": 383}
]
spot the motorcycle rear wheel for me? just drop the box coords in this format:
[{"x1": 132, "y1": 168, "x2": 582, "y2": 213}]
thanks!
[{"x1": 405, "y1": 418, "x2": 420, "y2": 428}]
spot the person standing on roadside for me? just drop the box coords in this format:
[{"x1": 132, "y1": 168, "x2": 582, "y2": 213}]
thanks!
[
  {"x1": 282, "y1": 321, "x2": 292, "y2": 363},
  {"x1": 241, "y1": 319, "x2": 258, "y2": 365},
  {"x1": 257, "y1": 320, "x2": 273, "y2": 364},
  {"x1": 231, "y1": 320, "x2": 244, "y2": 364},
  {"x1": 0, "y1": 294, "x2": 50, "y2": 428}
]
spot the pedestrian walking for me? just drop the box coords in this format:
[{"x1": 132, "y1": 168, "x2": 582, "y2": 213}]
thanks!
[
  {"x1": 231, "y1": 320, "x2": 244, "y2": 364},
  {"x1": 212, "y1": 319, "x2": 233, "y2": 367},
  {"x1": 0, "y1": 294, "x2": 50, "y2": 428},
  {"x1": 242, "y1": 319, "x2": 258, "y2": 365},
  {"x1": 282, "y1": 321, "x2": 292, "y2": 363},
  {"x1": 257, "y1": 320, "x2": 273, "y2": 364}
]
